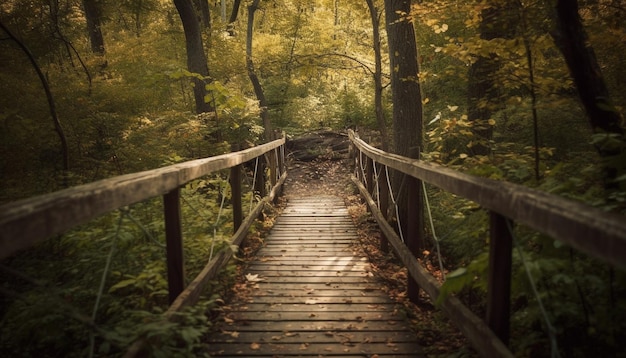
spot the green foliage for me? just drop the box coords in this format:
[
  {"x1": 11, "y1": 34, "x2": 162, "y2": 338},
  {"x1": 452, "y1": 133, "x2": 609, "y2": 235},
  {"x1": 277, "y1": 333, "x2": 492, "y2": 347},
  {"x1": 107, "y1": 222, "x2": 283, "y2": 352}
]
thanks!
[
  {"x1": 436, "y1": 252, "x2": 489, "y2": 307},
  {"x1": 0, "y1": 173, "x2": 245, "y2": 356}
]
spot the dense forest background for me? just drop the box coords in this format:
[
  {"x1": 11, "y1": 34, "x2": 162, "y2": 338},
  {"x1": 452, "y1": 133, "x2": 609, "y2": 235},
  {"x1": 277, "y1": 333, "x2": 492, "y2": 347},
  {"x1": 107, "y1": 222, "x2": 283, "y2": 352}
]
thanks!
[{"x1": 1, "y1": 0, "x2": 625, "y2": 357}]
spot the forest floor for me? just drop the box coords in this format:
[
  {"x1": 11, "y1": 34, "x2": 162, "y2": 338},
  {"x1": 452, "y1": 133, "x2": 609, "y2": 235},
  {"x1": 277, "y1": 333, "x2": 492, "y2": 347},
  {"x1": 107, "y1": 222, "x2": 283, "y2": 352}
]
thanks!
[{"x1": 224, "y1": 131, "x2": 476, "y2": 357}]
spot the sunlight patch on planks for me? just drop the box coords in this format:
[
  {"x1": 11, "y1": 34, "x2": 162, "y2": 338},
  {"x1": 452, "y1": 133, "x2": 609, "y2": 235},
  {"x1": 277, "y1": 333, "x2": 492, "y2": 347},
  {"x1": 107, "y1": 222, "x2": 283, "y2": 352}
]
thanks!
[{"x1": 207, "y1": 195, "x2": 423, "y2": 357}]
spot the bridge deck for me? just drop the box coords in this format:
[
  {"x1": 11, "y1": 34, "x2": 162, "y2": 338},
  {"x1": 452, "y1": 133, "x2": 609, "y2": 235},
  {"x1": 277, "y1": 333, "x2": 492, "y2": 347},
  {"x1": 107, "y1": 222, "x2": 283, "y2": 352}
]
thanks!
[{"x1": 208, "y1": 196, "x2": 423, "y2": 357}]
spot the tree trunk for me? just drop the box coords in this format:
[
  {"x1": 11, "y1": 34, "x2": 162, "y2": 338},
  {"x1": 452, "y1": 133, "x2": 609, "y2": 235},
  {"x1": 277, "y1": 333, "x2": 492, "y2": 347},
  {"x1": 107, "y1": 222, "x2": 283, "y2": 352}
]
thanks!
[
  {"x1": 174, "y1": 0, "x2": 213, "y2": 114},
  {"x1": 466, "y1": 3, "x2": 517, "y2": 156},
  {"x1": 384, "y1": 0, "x2": 422, "y2": 159},
  {"x1": 82, "y1": 0, "x2": 105, "y2": 55},
  {"x1": 551, "y1": 0, "x2": 625, "y2": 186},
  {"x1": 384, "y1": 0, "x2": 424, "y2": 302},
  {"x1": 0, "y1": 20, "x2": 70, "y2": 173},
  {"x1": 247, "y1": 0, "x2": 271, "y2": 142},
  {"x1": 227, "y1": 0, "x2": 242, "y2": 34},
  {"x1": 365, "y1": 0, "x2": 389, "y2": 151}
]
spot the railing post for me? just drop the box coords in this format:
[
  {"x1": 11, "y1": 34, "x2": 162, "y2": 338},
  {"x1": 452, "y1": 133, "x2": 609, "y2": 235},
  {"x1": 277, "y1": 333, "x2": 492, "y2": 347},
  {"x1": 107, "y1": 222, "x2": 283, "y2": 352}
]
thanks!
[
  {"x1": 269, "y1": 148, "x2": 278, "y2": 188},
  {"x1": 278, "y1": 140, "x2": 285, "y2": 177},
  {"x1": 377, "y1": 163, "x2": 389, "y2": 252},
  {"x1": 163, "y1": 187, "x2": 185, "y2": 305},
  {"x1": 406, "y1": 175, "x2": 424, "y2": 303},
  {"x1": 365, "y1": 157, "x2": 374, "y2": 212},
  {"x1": 254, "y1": 159, "x2": 266, "y2": 199},
  {"x1": 486, "y1": 211, "x2": 513, "y2": 345},
  {"x1": 231, "y1": 162, "x2": 243, "y2": 233}
]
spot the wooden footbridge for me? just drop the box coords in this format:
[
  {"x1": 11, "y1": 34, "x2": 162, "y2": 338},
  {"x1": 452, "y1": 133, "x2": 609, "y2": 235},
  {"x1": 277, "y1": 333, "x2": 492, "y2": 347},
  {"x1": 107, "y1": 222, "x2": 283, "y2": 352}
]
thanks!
[
  {"x1": 1, "y1": 130, "x2": 625, "y2": 357},
  {"x1": 208, "y1": 196, "x2": 423, "y2": 357}
]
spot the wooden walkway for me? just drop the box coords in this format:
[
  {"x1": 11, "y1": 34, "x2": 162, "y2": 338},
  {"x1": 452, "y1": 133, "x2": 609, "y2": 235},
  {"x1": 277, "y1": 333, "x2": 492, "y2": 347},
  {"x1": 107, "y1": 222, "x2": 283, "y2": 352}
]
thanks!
[{"x1": 208, "y1": 196, "x2": 423, "y2": 357}]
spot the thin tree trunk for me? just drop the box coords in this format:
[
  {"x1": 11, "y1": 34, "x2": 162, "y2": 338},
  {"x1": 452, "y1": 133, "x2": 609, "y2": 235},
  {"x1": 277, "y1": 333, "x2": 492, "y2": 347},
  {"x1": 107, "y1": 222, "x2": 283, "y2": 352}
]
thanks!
[
  {"x1": 365, "y1": 0, "x2": 388, "y2": 151},
  {"x1": 466, "y1": 3, "x2": 516, "y2": 156},
  {"x1": 384, "y1": 0, "x2": 424, "y2": 302},
  {"x1": 0, "y1": 20, "x2": 70, "y2": 172},
  {"x1": 82, "y1": 0, "x2": 105, "y2": 55},
  {"x1": 173, "y1": 0, "x2": 213, "y2": 114},
  {"x1": 227, "y1": 0, "x2": 242, "y2": 34},
  {"x1": 247, "y1": 0, "x2": 271, "y2": 142},
  {"x1": 551, "y1": 0, "x2": 625, "y2": 186}
]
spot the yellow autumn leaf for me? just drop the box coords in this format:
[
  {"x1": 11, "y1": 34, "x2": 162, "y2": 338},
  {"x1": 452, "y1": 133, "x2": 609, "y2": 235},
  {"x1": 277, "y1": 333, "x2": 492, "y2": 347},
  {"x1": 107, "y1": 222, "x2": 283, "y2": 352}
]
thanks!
[
  {"x1": 447, "y1": 105, "x2": 459, "y2": 112},
  {"x1": 460, "y1": 153, "x2": 468, "y2": 159},
  {"x1": 250, "y1": 342, "x2": 261, "y2": 350},
  {"x1": 488, "y1": 118, "x2": 496, "y2": 125}
]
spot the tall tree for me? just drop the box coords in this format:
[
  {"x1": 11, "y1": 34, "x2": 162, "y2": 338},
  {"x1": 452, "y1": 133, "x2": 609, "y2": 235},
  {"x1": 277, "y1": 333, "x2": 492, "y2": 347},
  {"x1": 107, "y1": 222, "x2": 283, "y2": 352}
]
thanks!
[
  {"x1": 384, "y1": 0, "x2": 422, "y2": 158},
  {"x1": 365, "y1": 0, "x2": 389, "y2": 150},
  {"x1": 467, "y1": 4, "x2": 505, "y2": 155},
  {"x1": 247, "y1": 0, "x2": 271, "y2": 141},
  {"x1": 384, "y1": 0, "x2": 424, "y2": 301},
  {"x1": 551, "y1": 0, "x2": 625, "y2": 186},
  {"x1": 173, "y1": 0, "x2": 213, "y2": 114},
  {"x1": 0, "y1": 20, "x2": 69, "y2": 173},
  {"x1": 227, "y1": 0, "x2": 242, "y2": 34},
  {"x1": 82, "y1": 0, "x2": 105, "y2": 55}
]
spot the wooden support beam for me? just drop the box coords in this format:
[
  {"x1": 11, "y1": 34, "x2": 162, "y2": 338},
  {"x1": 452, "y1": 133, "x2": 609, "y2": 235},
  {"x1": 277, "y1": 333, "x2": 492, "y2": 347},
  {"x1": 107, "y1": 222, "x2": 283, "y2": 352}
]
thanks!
[
  {"x1": 163, "y1": 188, "x2": 184, "y2": 305},
  {"x1": 377, "y1": 163, "x2": 389, "y2": 252},
  {"x1": 269, "y1": 148, "x2": 277, "y2": 188},
  {"x1": 231, "y1": 164, "x2": 243, "y2": 232},
  {"x1": 366, "y1": 157, "x2": 374, "y2": 197},
  {"x1": 254, "y1": 160, "x2": 266, "y2": 198},
  {"x1": 486, "y1": 211, "x2": 513, "y2": 345},
  {"x1": 406, "y1": 174, "x2": 423, "y2": 303}
]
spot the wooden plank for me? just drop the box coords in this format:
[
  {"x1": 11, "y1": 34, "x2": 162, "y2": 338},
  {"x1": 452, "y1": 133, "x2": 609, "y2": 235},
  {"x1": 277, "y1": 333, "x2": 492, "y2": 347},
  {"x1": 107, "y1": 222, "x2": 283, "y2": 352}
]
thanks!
[
  {"x1": 349, "y1": 130, "x2": 626, "y2": 269},
  {"x1": 254, "y1": 257, "x2": 368, "y2": 263},
  {"x1": 209, "y1": 330, "x2": 417, "y2": 343},
  {"x1": 0, "y1": 137, "x2": 285, "y2": 260},
  {"x1": 227, "y1": 303, "x2": 397, "y2": 312},
  {"x1": 220, "y1": 320, "x2": 414, "y2": 332},
  {"x1": 250, "y1": 283, "x2": 385, "y2": 291},
  {"x1": 241, "y1": 289, "x2": 387, "y2": 298},
  {"x1": 226, "y1": 310, "x2": 403, "y2": 321},
  {"x1": 208, "y1": 342, "x2": 422, "y2": 357},
  {"x1": 250, "y1": 277, "x2": 372, "y2": 284}
]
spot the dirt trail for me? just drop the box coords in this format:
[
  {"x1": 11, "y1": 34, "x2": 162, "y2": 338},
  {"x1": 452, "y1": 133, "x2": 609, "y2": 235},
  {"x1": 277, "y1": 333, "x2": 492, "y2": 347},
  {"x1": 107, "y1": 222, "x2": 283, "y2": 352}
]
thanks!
[{"x1": 282, "y1": 130, "x2": 353, "y2": 198}]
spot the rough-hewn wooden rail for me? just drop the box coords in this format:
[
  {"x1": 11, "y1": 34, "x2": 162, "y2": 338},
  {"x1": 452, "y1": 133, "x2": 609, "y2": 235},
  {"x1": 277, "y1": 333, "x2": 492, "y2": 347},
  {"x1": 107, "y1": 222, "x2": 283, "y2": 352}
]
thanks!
[
  {"x1": 0, "y1": 137, "x2": 287, "y2": 354},
  {"x1": 348, "y1": 129, "x2": 626, "y2": 357}
]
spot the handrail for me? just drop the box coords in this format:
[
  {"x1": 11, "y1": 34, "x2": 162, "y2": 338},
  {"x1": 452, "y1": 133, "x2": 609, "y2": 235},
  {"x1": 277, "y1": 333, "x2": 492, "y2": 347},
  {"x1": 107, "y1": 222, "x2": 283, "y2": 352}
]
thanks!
[
  {"x1": 348, "y1": 129, "x2": 626, "y2": 357},
  {"x1": 1, "y1": 136, "x2": 287, "y2": 355},
  {"x1": 0, "y1": 138, "x2": 285, "y2": 261},
  {"x1": 349, "y1": 130, "x2": 626, "y2": 269}
]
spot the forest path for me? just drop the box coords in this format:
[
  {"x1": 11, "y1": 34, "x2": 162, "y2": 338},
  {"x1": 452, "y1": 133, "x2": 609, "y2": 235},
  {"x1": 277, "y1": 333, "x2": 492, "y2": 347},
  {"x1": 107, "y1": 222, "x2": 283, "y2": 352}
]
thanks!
[
  {"x1": 206, "y1": 131, "x2": 470, "y2": 356},
  {"x1": 207, "y1": 194, "x2": 423, "y2": 357}
]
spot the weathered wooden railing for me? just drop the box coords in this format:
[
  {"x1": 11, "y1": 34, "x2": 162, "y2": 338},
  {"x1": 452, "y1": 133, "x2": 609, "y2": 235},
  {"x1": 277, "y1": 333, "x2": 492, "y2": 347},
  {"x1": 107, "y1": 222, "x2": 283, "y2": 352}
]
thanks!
[
  {"x1": 348, "y1": 130, "x2": 626, "y2": 357},
  {"x1": 0, "y1": 137, "x2": 286, "y2": 351}
]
